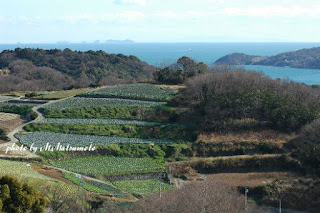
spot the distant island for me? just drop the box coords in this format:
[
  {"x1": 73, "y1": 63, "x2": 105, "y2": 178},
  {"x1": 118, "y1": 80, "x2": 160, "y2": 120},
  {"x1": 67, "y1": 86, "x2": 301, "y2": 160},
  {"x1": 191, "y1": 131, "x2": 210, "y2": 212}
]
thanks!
[{"x1": 215, "y1": 46, "x2": 320, "y2": 69}]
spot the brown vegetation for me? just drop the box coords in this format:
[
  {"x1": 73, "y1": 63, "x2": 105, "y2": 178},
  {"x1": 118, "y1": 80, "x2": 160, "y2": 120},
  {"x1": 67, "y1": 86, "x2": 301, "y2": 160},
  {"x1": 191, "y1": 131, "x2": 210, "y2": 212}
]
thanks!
[
  {"x1": 172, "y1": 67, "x2": 320, "y2": 132},
  {"x1": 170, "y1": 154, "x2": 302, "y2": 177},
  {"x1": 129, "y1": 179, "x2": 246, "y2": 213},
  {"x1": 0, "y1": 48, "x2": 156, "y2": 93}
]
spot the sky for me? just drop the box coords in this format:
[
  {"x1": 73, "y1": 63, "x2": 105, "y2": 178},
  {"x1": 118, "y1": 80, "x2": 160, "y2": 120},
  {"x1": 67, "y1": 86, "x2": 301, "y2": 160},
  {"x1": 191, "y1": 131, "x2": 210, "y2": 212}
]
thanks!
[{"x1": 1, "y1": 0, "x2": 320, "y2": 43}]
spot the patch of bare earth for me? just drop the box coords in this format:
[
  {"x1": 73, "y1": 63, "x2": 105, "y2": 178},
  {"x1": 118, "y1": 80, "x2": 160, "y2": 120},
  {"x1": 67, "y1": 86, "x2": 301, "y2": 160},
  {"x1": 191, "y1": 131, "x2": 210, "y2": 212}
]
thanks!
[
  {"x1": 0, "y1": 113, "x2": 26, "y2": 133},
  {"x1": 156, "y1": 84, "x2": 186, "y2": 90},
  {"x1": 206, "y1": 172, "x2": 301, "y2": 187},
  {"x1": 32, "y1": 165, "x2": 73, "y2": 184}
]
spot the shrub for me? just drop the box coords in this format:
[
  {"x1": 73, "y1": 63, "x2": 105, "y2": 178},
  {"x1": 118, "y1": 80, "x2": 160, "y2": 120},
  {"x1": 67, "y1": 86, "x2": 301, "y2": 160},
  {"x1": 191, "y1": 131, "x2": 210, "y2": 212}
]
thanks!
[
  {"x1": 173, "y1": 68, "x2": 320, "y2": 132},
  {"x1": 0, "y1": 175, "x2": 47, "y2": 213},
  {"x1": 290, "y1": 119, "x2": 320, "y2": 176}
]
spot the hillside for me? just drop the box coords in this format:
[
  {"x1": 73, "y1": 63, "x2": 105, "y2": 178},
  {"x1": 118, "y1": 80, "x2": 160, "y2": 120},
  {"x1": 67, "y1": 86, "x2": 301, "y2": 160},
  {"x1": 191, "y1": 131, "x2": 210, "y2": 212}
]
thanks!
[
  {"x1": 215, "y1": 46, "x2": 320, "y2": 69},
  {"x1": 0, "y1": 48, "x2": 156, "y2": 93}
]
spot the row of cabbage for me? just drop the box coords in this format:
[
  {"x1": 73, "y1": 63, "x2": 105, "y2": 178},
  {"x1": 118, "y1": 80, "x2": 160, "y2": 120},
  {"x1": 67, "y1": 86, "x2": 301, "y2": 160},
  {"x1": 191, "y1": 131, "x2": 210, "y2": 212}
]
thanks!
[
  {"x1": 51, "y1": 156, "x2": 164, "y2": 176},
  {"x1": 42, "y1": 97, "x2": 166, "y2": 109},
  {"x1": 16, "y1": 132, "x2": 172, "y2": 148},
  {"x1": 33, "y1": 118, "x2": 162, "y2": 126},
  {"x1": 80, "y1": 83, "x2": 176, "y2": 101},
  {"x1": 0, "y1": 95, "x2": 16, "y2": 102}
]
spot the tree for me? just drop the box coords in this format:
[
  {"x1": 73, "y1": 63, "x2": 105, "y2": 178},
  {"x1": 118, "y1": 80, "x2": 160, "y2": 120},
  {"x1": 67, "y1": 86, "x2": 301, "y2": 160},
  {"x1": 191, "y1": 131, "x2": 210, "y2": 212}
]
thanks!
[
  {"x1": 0, "y1": 175, "x2": 46, "y2": 213},
  {"x1": 290, "y1": 119, "x2": 320, "y2": 176}
]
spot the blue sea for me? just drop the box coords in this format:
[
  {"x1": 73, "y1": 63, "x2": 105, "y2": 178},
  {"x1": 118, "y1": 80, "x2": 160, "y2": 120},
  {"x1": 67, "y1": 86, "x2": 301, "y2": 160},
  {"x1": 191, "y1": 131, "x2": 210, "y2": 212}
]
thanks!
[{"x1": 1, "y1": 42, "x2": 320, "y2": 85}]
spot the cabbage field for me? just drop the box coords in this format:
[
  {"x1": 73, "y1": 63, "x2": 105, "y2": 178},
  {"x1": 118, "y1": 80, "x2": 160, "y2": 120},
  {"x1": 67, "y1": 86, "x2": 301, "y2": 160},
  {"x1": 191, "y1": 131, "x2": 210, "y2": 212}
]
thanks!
[
  {"x1": 0, "y1": 95, "x2": 16, "y2": 102},
  {"x1": 34, "y1": 118, "x2": 162, "y2": 126},
  {"x1": 80, "y1": 83, "x2": 177, "y2": 101},
  {"x1": 16, "y1": 132, "x2": 172, "y2": 147},
  {"x1": 51, "y1": 156, "x2": 165, "y2": 177},
  {"x1": 61, "y1": 172, "x2": 127, "y2": 196},
  {"x1": 0, "y1": 159, "x2": 55, "y2": 181},
  {"x1": 43, "y1": 97, "x2": 166, "y2": 109}
]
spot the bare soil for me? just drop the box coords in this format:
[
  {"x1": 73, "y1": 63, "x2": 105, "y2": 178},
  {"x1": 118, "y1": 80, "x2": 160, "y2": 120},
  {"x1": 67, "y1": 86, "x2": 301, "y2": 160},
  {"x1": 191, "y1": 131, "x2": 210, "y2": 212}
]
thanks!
[
  {"x1": 206, "y1": 172, "x2": 301, "y2": 187},
  {"x1": 0, "y1": 116, "x2": 26, "y2": 132},
  {"x1": 32, "y1": 165, "x2": 73, "y2": 185}
]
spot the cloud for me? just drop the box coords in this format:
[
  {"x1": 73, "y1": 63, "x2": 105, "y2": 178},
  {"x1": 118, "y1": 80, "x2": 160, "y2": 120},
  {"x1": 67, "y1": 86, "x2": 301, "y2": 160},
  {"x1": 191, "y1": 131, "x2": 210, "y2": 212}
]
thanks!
[
  {"x1": 114, "y1": 0, "x2": 148, "y2": 6},
  {"x1": 224, "y1": 6, "x2": 320, "y2": 18}
]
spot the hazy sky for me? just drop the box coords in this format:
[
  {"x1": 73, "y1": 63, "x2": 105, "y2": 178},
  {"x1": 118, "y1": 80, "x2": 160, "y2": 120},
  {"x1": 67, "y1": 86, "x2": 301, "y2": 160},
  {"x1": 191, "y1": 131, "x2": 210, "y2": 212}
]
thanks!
[{"x1": 1, "y1": 0, "x2": 320, "y2": 43}]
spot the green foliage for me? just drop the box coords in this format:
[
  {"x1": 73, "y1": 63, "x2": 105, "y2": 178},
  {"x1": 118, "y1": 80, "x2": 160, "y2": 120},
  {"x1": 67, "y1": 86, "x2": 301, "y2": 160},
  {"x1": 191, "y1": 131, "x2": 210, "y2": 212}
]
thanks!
[
  {"x1": 86, "y1": 180, "x2": 127, "y2": 197},
  {"x1": 0, "y1": 175, "x2": 47, "y2": 213},
  {"x1": 40, "y1": 105, "x2": 176, "y2": 122},
  {"x1": 95, "y1": 143, "x2": 193, "y2": 162},
  {"x1": 34, "y1": 118, "x2": 163, "y2": 125},
  {"x1": 25, "y1": 92, "x2": 38, "y2": 98},
  {"x1": 153, "y1": 57, "x2": 209, "y2": 84},
  {"x1": 36, "y1": 150, "x2": 67, "y2": 160},
  {"x1": 51, "y1": 156, "x2": 165, "y2": 177},
  {"x1": 24, "y1": 123, "x2": 195, "y2": 142},
  {"x1": 0, "y1": 104, "x2": 33, "y2": 116},
  {"x1": 80, "y1": 83, "x2": 177, "y2": 101},
  {"x1": 0, "y1": 129, "x2": 7, "y2": 141},
  {"x1": 61, "y1": 172, "x2": 111, "y2": 194}
]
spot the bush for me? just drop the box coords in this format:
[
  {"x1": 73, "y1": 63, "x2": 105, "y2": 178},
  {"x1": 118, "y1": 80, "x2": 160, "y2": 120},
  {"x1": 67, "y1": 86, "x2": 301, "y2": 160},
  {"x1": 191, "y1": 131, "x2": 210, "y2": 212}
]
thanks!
[
  {"x1": 25, "y1": 92, "x2": 38, "y2": 98},
  {"x1": 0, "y1": 129, "x2": 7, "y2": 141},
  {"x1": 0, "y1": 105, "x2": 33, "y2": 117},
  {"x1": 173, "y1": 68, "x2": 320, "y2": 132},
  {"x1": 0, "y1": 175, "x2": 47, "y2": 212},
  {"x1": 153, "y1": 57, "x2": 209, "y2": 84},
  {"x1": 290, "y1": 119, "x2": 320, "y2": 176}
]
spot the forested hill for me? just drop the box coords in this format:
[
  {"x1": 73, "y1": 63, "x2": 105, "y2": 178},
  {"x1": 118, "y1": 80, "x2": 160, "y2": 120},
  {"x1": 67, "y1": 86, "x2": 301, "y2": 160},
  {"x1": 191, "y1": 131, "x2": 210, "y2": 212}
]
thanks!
[
  {"x1": 215, "y1": 46, "x2": 320, "y2": 69},
  {"x1": 0, "y1": 48, "x2": 156, "y2": 92}
]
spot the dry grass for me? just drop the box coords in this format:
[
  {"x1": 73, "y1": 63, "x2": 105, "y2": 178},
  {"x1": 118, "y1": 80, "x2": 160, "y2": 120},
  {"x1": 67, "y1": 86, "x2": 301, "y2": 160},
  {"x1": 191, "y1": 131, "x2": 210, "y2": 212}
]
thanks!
[
  {"x1": 197, "y1": 130, "x2": 295, "y2": 144},
  {"x1": 156, "y1": 84, "x2": 186, "y2": 90},
  {"x1": 206, "y1": 172, "x2": 301, "y2": 187},
  {"x1": 32, "y1": 165, "x2": 73, "y2": 185},
  {"x1": 0, "y1": 114, "x2": 24, "y2": 132},
  {"x1": 36, "y1": 88, "x2": 91, "y2": 100},
  {"x1": 0, "y1": 112, "x2": 19, "y2": 121}
]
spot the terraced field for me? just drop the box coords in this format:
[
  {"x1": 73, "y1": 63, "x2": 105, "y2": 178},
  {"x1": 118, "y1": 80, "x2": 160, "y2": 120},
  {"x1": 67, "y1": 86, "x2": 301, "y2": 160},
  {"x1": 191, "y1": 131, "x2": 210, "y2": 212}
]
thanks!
[
  {"x1": 112, "y1": 179, "x2": 174, "y2": 196},
  {"x1": 35, "y1": 88, "x2": 91, "y2": 100},
  {"x1": 61, "y1": 172, "x2": 126, "y2": 195},
  {"x1": 16, "y1": 132, "x2": 172, "y2": 148},
  {"x1": 80, "y1": 84, "x2": 177, "y2": 101},
  {"x1": 0, "y1": 159, "x2": 55, "y2": 181},
  {"x1": 34, "y1": 118, "x2": 162, "y2": 126},
  {"x1": 0, "y1": 95, "x2": 16, "y2": 102},
  {"x1": 43, "y1": 97, "x2": 166, "y2": 109},
  {"x1": 51, "y1": 156, "x2": 165, "y2": 177}
]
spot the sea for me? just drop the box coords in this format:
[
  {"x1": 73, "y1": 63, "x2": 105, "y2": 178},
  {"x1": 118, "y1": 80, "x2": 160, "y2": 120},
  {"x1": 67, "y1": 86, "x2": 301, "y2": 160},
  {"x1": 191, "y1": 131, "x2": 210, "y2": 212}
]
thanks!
[{"x1": 1, "y1": 42, "x2": 320, "y2": 85}]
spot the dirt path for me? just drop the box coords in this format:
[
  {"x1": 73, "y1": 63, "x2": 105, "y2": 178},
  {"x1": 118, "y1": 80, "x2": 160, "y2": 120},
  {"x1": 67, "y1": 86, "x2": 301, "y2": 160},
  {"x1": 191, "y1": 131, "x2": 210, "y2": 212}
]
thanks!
[{"x1": 0, "y1": 97, "x2": 67, "y2": 158}]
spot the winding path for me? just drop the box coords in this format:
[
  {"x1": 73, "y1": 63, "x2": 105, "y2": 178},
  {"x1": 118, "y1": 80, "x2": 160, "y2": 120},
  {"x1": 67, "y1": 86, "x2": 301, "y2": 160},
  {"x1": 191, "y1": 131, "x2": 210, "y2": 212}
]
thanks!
[{"x1": 0, "y1": 98, "x2": 66, "y2": 159}]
